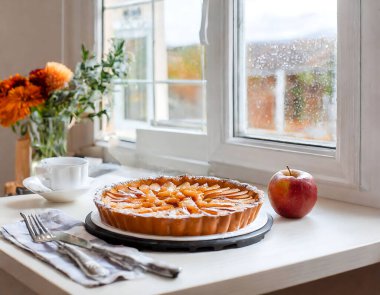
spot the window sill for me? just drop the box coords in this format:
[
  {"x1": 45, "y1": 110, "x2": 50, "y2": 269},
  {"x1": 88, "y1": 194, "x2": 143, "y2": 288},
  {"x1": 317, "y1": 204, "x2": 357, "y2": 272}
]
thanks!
[{"x1": 94, "y1": 128, "x2": 209, "y2": 174}]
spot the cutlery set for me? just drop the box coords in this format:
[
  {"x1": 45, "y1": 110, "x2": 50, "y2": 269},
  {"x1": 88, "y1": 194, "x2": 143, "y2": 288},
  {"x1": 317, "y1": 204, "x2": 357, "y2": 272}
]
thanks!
[
  {"x1": 54, "y1": 232, "x2": 180, "y2": 278},
  {"x1": 20, "y1": 212, "x2": 181, "y2": 280}
]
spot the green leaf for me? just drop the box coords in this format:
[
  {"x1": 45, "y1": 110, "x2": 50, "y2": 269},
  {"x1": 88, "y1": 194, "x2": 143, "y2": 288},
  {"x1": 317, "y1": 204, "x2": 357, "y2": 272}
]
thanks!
[
  {"x1": 38, "y1": 38, "x2": 129, "y2": 125},
  {"x1": 81, "y1": 45, "x2": 89, "y2": 61}
]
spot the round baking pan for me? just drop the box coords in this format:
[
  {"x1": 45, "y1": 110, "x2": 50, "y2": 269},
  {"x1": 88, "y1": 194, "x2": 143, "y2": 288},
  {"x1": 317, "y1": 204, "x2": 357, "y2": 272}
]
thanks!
[{"x1": 85, "y1": 211, "x2": 273, "y2": 252}]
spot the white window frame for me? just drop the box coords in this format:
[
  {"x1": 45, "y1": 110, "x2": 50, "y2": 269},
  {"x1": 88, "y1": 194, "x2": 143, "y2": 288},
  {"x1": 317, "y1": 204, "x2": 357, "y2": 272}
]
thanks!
[
  {"x1": 95, "y1": 0, "x2": 380, "y2": 208},
  {"x1": 206, "y1": 0, "x2": 360, "y2": 187}
]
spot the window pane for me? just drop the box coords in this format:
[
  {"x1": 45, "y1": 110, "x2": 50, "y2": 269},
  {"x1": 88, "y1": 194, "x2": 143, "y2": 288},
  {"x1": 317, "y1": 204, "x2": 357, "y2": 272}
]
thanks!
[
  {"x1": 103, "y1": 3, "x2": 152, "y2": 80},
  {"x1": 154, "y1": 83, "x2": 206, "y2": 129},
  {"x1": 106, "y1": 83, "x2": 151, "y2": 141},
  {"x1": 153, "y1": 0, "x2": 206, "y2": 129},
  {"x1": 124, "y1": 83, "x2": 148, "y2": 121},
  {"x1": 236, "y1": 0, "x2": 337, "y2": 147},
  {"x1": 102, "y1": 0, "x2": 206, "y2": 141},
  {"x1": 103, "y1": 2, "x2": 153, "y2": 141}
]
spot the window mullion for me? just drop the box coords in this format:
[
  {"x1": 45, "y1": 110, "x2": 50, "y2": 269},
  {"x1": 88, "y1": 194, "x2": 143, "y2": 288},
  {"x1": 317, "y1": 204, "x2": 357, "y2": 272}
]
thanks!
[
  {"x1": 234, "y1": 0, "x2": 247, "y2": 137},
  {"x1": 149, "y1": 0, "x2": 156, "y2": 125},
  {"x1": 206, "y1": 0, "x2": 233, "y2": 152}
]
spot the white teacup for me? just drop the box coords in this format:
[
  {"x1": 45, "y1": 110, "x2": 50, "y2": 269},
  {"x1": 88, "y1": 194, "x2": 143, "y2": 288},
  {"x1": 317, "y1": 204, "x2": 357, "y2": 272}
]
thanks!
[{"x1": 35, "y1": 157, "x2": 89, "y2": 191}]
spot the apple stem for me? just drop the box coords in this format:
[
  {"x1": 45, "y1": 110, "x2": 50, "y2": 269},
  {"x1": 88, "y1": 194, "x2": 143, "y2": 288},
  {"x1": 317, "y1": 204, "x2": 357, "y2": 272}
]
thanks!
[{"x1": 286, "y1": 166, "x2": 292, "y2": 176}]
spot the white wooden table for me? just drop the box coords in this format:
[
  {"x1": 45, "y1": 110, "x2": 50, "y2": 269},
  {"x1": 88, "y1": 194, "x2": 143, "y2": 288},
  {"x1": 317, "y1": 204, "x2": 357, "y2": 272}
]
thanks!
[{"x1": 1, "y1": 167, "x2": 380, "y2": 295}]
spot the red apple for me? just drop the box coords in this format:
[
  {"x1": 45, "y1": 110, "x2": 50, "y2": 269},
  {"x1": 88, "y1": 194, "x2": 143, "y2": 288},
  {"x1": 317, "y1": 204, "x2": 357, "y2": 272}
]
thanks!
[{"x1": 268, "y1": 167, "x2": 317, "y2": 218}]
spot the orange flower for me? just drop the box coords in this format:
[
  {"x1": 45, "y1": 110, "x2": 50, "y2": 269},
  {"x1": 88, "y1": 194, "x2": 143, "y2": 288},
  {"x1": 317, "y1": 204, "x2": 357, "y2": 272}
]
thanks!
[
  {"x1": 0, "y1": 83, "x2": 45, "y2": 127},
  {"x1": 45, "y1": 62, "x2": 73, "y2": 93},
  {"x1": 29, "y1": 68, "x2": 48, "y2": 97},
  {"x1": 0, "y1": 74, "x2": 27, "y2": 97}
]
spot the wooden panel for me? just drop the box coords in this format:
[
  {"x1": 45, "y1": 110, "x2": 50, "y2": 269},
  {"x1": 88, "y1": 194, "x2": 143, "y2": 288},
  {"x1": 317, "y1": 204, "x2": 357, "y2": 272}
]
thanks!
[
  {"x1": 268, "y1": 262, "x2": 380, "y2": 295},
  {"x1": 0, "y1": 269, "x2": 37, "y2": 295}
]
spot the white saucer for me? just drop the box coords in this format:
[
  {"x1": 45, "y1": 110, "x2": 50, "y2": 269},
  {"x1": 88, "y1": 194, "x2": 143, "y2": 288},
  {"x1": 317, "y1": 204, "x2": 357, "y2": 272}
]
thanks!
[
  {"x1": 90, "y1": 210, "x2": 269, "y2": 241},
  {"x1": 23, "y1": 176, "x2": 94, "y2": 203}
]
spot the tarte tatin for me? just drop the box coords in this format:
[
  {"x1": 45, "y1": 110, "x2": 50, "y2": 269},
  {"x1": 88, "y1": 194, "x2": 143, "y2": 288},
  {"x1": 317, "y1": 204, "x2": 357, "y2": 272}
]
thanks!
[{"x1": 94, "y1": 175, "x2": 264, "y2": 236}]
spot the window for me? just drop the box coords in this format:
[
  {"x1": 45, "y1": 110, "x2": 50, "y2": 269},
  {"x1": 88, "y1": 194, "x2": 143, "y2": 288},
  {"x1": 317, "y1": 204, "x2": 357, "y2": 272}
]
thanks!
[
  {"x1": 96, "y1": 0, "x2": 380, "y2": 207},
  {"x1": 235, "y1": 0, "x2": 337, "y2": 148},
  {"x1": 206, "y1": 0, "x2": 359, "y2": 190},
  {"x1": 102, "y1": 0, "x2": 206, "y2": 141}
]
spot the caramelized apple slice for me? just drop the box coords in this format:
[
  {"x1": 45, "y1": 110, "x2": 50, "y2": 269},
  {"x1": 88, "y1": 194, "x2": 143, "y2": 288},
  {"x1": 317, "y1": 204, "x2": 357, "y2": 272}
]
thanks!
[
  {"x1": 203, "y1": 187, "x2": 231, "y2": 196},
  {"x1": 106, "y1": 191, "x2": 133, "y2": 199},
  {"x1": 182, "y1": 189, "x2": 202, "y2": 200},
  {"x1": 219, "y1": 188, "x2": 241, "y2": 195},
  {"x1": 128, "y1": 187, "x2": 145, "y2": 195},
  {"x1": 177, "y1": 182, "x2": 191, "y2": 189},
  {"x1": 195, "y1": 200, "x2": 207, "y2": 207},
  {"x1": 108, "y1": 198, "x2": 135, "y2": 203},
  {"x1": 227, "y1": 197, "x2": 253, "y2": 202},
  {"x1": 201, "y1": 208, "x2": 221, "y2": 215},
  {"x1": 180, "y1": 199, "x2": 201, "y2": 214},
  {"x1": 205, "y1": 188, "x2": 244, "y2": 198},
  {"x1": 157, "y1": 191, "x2": 171, "y2": 198},
  {"x1": 154, "y1": 200, "x2": 165, "y2": 206},
  {"x1": 162, "y1": 181, "x2": 176, "y2": 191},
  {"x1": 197, "y1": 183, "x2": 210, "y2": 192},
  {"x1": 227, "y1": 195, "x2": 250, "y2": 199},
  {"x1": 224, "y1": 194, "x2": 249, "y2": 200},
  {"x1": 145, "y1": 193, "x2": 160, "y2": 203},
  {"x1": 201, "y1": 202, "x2": 234, "y2": 208},
  {"x1": 223, "y1": 190, "x2": 248, "y2": 197},
  {"x1": 164, "y1": 197, "x2": 180, "y2": 206},
  {"x1": 139, "y1": 184, "x2": 150, "y2": 191},
  {"x1": 203, "y1": 184, "x2": 220, "y2": 191},
  {"x1": 150, "y1": 183, "x2": 161, "y2": 191},
  {"x1": 173, "y1": 191, "x2": 186, "y2": 200},
  {"x1": 105, "y1": 192, "x2": 121, "y2": 198},
  {"x1": 141, "y1": 201, "x2": 154, "y2": 208}
]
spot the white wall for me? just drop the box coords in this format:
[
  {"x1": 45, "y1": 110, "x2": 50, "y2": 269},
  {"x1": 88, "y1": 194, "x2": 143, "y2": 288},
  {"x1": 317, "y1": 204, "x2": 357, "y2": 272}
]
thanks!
[{"x1": 0, "y1": 0, "x2": 95, "y2": 193}]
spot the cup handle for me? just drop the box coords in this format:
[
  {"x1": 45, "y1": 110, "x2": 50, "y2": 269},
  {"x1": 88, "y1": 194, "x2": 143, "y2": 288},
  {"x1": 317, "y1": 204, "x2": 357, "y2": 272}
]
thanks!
[{"x1": 35, "y1": 165, "x2": 51, "y2": 188}]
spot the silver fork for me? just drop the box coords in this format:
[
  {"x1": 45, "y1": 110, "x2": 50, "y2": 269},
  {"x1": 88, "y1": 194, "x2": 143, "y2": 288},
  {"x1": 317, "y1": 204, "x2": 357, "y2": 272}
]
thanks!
[{"x1": 20, "y1": 212, "x2": 110, "y2": 279}]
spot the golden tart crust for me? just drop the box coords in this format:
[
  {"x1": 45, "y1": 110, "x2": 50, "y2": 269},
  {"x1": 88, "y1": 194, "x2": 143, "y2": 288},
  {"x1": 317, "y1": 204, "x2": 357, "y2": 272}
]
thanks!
[{"x1": 94, "y1": 175, "x2": 264, "y2": 236}]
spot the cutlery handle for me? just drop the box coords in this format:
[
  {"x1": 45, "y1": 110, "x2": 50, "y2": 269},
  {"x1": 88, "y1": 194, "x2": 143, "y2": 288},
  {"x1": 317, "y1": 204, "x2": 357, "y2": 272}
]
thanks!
[
  {"x1": 58, "y1": 243, "x2": 110, "y2": 279},
  {"x1": 91, "y1": 245, "x2": 181, "y2": 278},
  {"x1": 143, "y1": 262, "x2": 181, "y2": 279}
]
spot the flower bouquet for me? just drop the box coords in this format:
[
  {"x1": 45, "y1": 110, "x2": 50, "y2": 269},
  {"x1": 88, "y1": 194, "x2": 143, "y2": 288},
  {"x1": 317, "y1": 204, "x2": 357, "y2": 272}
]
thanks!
[{"x1": 0, "y1": 39, "x2": 128, "y2": 160}]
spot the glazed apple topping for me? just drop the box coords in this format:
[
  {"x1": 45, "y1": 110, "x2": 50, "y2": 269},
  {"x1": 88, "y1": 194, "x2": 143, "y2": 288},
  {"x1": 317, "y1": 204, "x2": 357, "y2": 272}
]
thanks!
[{"x1": 102, "y1": 180, "x2": 257, "y2": 216}]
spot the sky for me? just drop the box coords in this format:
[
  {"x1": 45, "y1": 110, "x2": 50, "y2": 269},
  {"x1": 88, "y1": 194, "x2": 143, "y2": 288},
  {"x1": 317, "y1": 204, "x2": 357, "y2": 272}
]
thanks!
[{"x1": 164, "y1": 0, "x2": 337, "y2": 47}]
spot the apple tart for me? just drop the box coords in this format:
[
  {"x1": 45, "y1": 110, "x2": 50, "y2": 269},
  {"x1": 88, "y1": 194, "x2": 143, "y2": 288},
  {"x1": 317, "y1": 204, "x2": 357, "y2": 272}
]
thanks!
[{"x1": 94, "y1": 175, "x2": 264, "y2": 236}]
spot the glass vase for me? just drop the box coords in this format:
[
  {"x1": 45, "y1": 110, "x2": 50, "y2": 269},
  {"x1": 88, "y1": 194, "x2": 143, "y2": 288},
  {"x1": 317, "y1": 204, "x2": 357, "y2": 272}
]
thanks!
[{"x1": 29, "y1": 115, "x2": 70, "y2": 161}]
